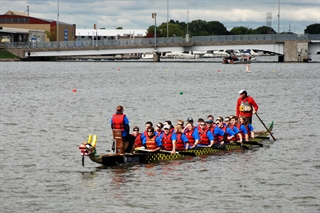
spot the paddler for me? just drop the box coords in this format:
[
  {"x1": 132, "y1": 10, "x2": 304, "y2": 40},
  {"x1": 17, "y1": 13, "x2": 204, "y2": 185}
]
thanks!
[{"x1": 142, "y1": 127, "x2": 162, "y2": 152}]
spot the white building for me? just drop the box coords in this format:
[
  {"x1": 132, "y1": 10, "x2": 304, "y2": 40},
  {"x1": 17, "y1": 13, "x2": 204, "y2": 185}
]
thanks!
[{"x1": 76, "y1": 29, "x2": 147, "y2": 41}]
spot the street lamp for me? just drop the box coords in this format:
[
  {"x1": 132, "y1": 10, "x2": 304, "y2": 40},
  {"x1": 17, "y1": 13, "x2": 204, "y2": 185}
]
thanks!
[
  {"x1": 57, "y1": 0, "x2": 59, "y2": 44},
  {"x1": 152, "y1": 13, "x2": 157, "y2": 49},
  {"x1": 167, "y1": 0, "x2": 169, "y2": 37}
]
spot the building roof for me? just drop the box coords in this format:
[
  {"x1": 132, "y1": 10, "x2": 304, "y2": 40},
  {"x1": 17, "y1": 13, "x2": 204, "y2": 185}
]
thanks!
[
  {"x1": 0, "y1": 27, "x2": 44, "y2": 34},
  {"x1": 4, "y1": 10, "x2": 29, "y2": 16}
]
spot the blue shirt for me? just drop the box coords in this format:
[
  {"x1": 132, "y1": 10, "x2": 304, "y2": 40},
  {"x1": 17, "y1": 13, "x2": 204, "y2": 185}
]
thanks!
[{"x1": 239, "y1": 124, "x2": 248, "y2": 135}]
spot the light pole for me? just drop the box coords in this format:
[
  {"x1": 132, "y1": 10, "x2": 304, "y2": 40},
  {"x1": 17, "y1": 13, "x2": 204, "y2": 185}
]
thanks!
[
  {"x1": 167, "y1": 0, "x2": 169, "y2": 37},
  {"x1": 152, "y1": 13, "x2": 157, "y2": 49},
  {"x1": 278, "y1": 0, "x2": 280, "y2": 34},
  {"x1": 57, "y1": 0, "x2": 59, "y2": 44}
]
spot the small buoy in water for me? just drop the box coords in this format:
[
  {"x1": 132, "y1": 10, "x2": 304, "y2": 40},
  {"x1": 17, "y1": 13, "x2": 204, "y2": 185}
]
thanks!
[
  {"x1": 272, "y1": 70, "x2": 275, "y2": 72},
  {"x1": 72, "y1": 89, "x2": 77, "y2": 93},
  {"x1": 218, "y1": 70, "x2": 220, "y2": 72},
  {"x1": 179, "y1": 91, "x2": 183, "y2": 95},
  {"x1": 118, "y1": 68, "x2": 120, "y2": 71}
]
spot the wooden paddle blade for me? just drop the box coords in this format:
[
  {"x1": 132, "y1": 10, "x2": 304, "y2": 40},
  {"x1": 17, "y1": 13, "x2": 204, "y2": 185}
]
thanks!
[
  {"x1": 235, "y1": 142, "x2": 250, "y2": 150},
  {"x1": 255, "y1": 136, "x2": 270, "y2": 140},
  {"x1": 243, "y1": 141, "x2": 263, "y2": 147}
]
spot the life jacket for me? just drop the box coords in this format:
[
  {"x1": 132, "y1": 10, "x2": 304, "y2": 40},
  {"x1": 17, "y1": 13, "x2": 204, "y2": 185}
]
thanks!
[
  {"x1": 198, "y1": 128, "x2": 209, "y2": 145},
  {"x1": 111, "y1": 113, "x2": 125, "y2": 130},
  {"x1": 146, "y1": 135, "x2": 158, "y2": 150},
  {"x1": 239, "y1": 98, "x2": 252, "y2": 112},
  {"x1": 184, "y1": 129, "x2": 195, "y2": 146},
  {"x1": 175, "y1": 133, "x2": 185, "y2": 151},
  {"x1": 134, "y1": 133, "x2": 142, "y2": 148},
  {"x1": 214, "y1": 126, "x2": 225, "y2": 143},
  {"x1": 162, "y1": 132, "x2": 173, "y2": 151}
]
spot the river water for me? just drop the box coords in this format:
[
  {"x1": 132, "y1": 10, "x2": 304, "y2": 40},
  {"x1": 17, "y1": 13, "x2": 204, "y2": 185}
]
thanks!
[{"x1": 0, "y1": 58, "x2": 319, "y2": 213}]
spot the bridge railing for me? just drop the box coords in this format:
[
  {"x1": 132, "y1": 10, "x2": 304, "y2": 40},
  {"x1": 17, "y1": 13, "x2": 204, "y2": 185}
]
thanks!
[{"x1": 5, "y1": 34, "x2": 319, "y2": 50}]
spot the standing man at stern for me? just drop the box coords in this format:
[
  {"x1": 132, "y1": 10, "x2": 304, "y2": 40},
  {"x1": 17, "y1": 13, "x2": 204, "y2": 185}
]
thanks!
[{"x1": 236, "y1": 90, "x2": 258, "y2": 124}]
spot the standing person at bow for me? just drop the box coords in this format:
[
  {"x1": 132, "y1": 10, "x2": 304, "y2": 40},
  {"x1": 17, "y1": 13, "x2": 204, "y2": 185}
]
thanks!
[
  {"x1": 236, "y1": 90, "x2": 259, "y2": 124},
  {"x1": 110, "y1": 105, "x2": 135, "y2": 153}
]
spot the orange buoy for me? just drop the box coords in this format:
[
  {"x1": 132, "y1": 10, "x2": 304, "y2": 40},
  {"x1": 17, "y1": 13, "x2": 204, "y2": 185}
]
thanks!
[{"x1": 72, "y1": 89, "x2": 77, "y2": 93}]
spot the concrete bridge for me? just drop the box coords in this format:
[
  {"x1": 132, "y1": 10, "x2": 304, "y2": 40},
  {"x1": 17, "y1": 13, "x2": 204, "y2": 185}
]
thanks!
[{"x1": 6, "y1": 34, "x2": 320, "y2": 62}]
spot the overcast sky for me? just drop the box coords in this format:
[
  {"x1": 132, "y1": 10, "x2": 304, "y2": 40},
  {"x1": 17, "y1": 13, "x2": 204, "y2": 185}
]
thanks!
[{"x1": 1, "y1": 0, "x2": 319, "y2": 34}]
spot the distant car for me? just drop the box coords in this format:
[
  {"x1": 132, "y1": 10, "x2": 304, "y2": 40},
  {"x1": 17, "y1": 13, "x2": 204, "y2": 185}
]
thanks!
[
  {"x1": 30, "y1": 37, "x2": 40, "y2": 42},
  {"x1": 243, "y1": 49, "x2": 260, "y2": 56},
  {"x1": 214, "y1": 49, "x2": 241, "y2": 57},
  {"x1": 1, "y1": 36, "x2": 10, "y2": 43}
]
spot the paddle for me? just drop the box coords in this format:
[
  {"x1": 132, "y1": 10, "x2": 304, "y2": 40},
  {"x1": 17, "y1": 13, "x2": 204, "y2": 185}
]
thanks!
[
  {"x1": 234, "y1": 142, "x2": 250, "y2": 150},
  {"x1": 242, "y1": 141, "x2": 263, "y2": 147},
  {"x1": 255, "y1": 113, "x2": 276, "y2": 141},
  {"x1": 82, "y1": 155, "x2": 84, "y2": 167},
  {"x1": 255, "y1": 136, "x2": 270, "y2": 140}
]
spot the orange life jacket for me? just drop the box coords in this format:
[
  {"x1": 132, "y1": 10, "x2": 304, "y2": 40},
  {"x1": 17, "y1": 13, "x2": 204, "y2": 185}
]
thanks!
[{"x1": 146, "y1": 135, "x2": 158, "y2": 150}]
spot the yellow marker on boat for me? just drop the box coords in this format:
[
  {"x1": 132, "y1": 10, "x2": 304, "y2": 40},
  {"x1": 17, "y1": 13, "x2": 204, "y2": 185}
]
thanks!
[
  {"x1": 87, "y1": 134, "x2": 92, "y2": 144},
  {"x1": 91, "y1": 135, "x2": 97, "y2": 147}
]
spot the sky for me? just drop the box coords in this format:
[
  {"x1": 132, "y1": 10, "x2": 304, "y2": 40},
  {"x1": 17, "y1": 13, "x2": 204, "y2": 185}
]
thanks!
[{"x1": 1, "y1": 0, "x2": 319, "y2": 34}]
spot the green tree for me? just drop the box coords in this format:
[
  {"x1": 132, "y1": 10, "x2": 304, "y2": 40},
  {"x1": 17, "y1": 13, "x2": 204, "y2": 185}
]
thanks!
[
  {"x1": 254, "y1": 26, "x2": 276, "y2": 34},
  {"x1": 45, "y1": 26, "x2": 56, "y2": 41},
  {"x1": 206, "y1": 21, "x2": 227, "y2": 35},
  {"x1": 231, "y1": 26, "x2": 250, "y2": 34},
  {"x1": 189, "y1": 19, "x2": 207, "y2": 36},
  {"x1": 304, "y1": 23, "x2": 320, "y2": 34}
]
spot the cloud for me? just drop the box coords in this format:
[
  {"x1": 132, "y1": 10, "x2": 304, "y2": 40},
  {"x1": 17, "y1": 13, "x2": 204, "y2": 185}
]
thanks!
[{"x1": 1, "y1": 0, "x2": 319, "y2": 33}]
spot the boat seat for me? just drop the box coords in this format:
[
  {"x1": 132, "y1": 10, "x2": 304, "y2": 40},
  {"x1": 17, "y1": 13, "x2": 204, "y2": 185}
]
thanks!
[{"x1": 112, "y1": 129, "x2": 129, "y2": 154}]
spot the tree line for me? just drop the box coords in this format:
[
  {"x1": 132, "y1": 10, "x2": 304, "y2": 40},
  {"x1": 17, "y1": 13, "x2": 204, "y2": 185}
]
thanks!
[{"x1": 145, "y1": 20, "x2": 320, "y2": 37}]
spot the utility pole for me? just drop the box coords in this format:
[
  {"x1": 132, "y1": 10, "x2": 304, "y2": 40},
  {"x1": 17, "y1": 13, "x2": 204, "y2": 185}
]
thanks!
[
  {"x1": 57, "y1": 0, "x2": 59, "y2": 43},
  {"x1": 278, "y1": 0, "x2": 280, "y2": 34},
  {"x1": 152, "y1": 13, "x2": 157, "y2": 49},
  {"x1": 167, "y1": 0, "x2": 169, "y2": 37}
]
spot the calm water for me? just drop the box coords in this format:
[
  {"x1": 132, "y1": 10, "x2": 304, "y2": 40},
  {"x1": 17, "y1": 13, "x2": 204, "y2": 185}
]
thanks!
[{"x1": 0, "y1": 59, "x2": 319, "y2": 213}]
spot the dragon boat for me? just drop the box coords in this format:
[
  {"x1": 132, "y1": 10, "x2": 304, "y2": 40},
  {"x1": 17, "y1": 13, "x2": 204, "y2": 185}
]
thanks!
[{"x1": 78, "y1": 122, "x2": 274, "y2": 167}]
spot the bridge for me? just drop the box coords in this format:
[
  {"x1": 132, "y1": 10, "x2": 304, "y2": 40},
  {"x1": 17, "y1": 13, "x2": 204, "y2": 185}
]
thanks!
[{"x1": 6, "y1": 34, "x2": 320, "y2": 62}]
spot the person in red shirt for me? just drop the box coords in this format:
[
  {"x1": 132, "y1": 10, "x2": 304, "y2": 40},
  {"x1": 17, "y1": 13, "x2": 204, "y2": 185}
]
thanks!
[{"x1": 236, "y1": 90, "x2": 258, "y2": 124}]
